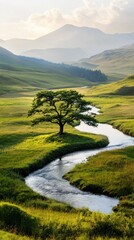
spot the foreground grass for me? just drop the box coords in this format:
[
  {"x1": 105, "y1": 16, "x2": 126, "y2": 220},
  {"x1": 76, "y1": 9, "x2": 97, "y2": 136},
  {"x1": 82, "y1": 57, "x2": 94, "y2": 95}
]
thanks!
[
  {"x1": 0, "y1": 231, "x2": 33, "y2": 240},
  {"x1": 0, "y1": 202, "x2": 134, "y2": 240}
]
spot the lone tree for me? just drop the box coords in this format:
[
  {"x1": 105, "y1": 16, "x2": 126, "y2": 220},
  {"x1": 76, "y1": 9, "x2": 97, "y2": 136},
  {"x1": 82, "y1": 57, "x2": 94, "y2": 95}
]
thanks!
[{"x1": 28, "y1": 90, "x2": 97, "y2": 135}]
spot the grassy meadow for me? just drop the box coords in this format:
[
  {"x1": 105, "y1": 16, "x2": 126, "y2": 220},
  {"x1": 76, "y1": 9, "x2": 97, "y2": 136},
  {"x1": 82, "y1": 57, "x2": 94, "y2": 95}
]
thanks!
[
  {"x1": 0, "y1": 75, "x2": 134, "y2": 239},
  {"x1": 0, "y1": 69, "x2": 96, "y2": 97}
]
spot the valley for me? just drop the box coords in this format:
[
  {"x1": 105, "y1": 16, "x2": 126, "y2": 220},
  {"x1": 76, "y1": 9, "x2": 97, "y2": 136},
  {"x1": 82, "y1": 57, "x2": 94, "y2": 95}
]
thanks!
[
  {"x1": 0, "y1": 71, "x2": 134, "y2": 239},
  {"x1": 0, "y1": 47, "x2": 107, "y2": 96}
]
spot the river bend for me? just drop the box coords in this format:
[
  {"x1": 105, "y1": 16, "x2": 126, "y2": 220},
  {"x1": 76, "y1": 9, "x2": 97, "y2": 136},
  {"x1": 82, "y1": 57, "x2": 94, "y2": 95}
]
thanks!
[{"x1": 25, "y1": 106, "x2": 134, "y2": 213}]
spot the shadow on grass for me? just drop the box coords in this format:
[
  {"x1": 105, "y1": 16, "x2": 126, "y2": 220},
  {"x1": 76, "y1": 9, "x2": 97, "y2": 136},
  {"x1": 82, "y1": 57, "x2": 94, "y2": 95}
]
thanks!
[{"x1": 46, "y1": 132, "x2": 96, "y2": 144}]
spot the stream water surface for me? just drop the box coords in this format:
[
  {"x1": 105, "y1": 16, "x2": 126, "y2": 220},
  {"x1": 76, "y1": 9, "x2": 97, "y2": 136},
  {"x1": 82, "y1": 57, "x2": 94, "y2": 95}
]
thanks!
[{"x1": 25, "y1": 107, "x2": 134, "y2": 214}]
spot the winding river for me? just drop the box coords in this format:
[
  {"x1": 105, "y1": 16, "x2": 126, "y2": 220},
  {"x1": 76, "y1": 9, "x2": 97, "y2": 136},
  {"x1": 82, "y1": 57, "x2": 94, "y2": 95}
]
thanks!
[{"x1": 25, "y1": 106, "x2": 134, "y2": 214}]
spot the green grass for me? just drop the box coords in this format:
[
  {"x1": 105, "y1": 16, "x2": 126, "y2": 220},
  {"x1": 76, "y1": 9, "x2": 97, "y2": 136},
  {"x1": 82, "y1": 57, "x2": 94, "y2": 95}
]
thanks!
[
  {"x1": 0, "y1": 202, "x2": 134, "y2": 240},
  {"x1": 0, "y1": 202, "x2": 39, "y2": 237},
  {"x1": 0, "y1": 69, "x2": 94, "y2": 97},
  {"x1": 0, "y1": 130, "x2": 107, "y2": 202},
  {"x1": 81, "y1": 75, "x2": 134, "y2": 96},
  {"x1": 0, "y1": 230, "x2": 33, "y2": 240},
  {"x1": 64, "y1": 146, "x2": 134, "y2": 197}
]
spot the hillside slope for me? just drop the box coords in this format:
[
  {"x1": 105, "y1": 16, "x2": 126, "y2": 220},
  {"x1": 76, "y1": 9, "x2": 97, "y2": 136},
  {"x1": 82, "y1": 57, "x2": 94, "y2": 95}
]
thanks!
[
  {"x1": 0, "y1": 47, "x2": 107, "y2": 96},
  {"x1": 77, "y1": 44, "x2": 134, "y2": 77},
  {"x1": 80, "y1": 75, "x2": 134, "y2": 96}
]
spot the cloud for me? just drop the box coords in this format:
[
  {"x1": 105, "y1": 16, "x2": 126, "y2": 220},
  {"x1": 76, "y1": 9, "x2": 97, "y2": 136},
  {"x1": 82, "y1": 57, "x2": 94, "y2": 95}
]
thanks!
[
  {"x1": 106, "y1": 0, "x2": 134, "y2": 33},
  {"x1": 27, "y1": 0, "x2": 131, "y2": 33},
  {"x1": 28, "y1": 9, "x2": 66, "y2": 30},
  {"x1": 0, "y1": 0, "x2": 133, "y2": 39},
  {"x1": 74, "y1": 0, "x2": 129, "y2": 25}
]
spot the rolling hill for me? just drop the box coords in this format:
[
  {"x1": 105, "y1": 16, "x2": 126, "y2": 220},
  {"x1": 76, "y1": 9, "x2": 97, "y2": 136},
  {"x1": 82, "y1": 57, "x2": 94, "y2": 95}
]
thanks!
[
  {"x1": 75, "y1": 44, "x2": 134, "y2": 79},
  {"x1": 0, "y1": 24, "x2": 134, "y2": 63},
  {"x1": 82, "y1": 75, "x2": 134, "y2": 97},
  {"x1": 0, "y1": 47, "x2": 107, "y2": 96}
]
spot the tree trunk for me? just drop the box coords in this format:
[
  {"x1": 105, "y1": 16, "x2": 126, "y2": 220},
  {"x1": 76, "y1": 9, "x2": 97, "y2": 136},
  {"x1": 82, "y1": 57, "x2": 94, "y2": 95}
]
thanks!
[{"x1": 59, "y1": 123, "x2": 64, "y2": 135}]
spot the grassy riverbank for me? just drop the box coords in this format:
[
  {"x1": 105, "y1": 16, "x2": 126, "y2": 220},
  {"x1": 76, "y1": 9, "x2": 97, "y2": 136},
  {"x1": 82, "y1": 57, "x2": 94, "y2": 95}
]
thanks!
[{"x1": 64, "y1": 146, "x2": 134, "y2": 197}]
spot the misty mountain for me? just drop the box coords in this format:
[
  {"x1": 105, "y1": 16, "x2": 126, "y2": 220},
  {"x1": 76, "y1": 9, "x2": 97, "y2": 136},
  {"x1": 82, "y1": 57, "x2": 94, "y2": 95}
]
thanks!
[
  {"x1": 0, "y1": 38, "x2": 33, "y2": 55},
  {"x1": 0, "y1": 24, "x2": 134, "y2": 63},
  {"x1": 77, "y1": 43, "x2": 134, "y2": 77},
  {"x1": 22, "y1": 48, "x2": 86, "y2": 63}
]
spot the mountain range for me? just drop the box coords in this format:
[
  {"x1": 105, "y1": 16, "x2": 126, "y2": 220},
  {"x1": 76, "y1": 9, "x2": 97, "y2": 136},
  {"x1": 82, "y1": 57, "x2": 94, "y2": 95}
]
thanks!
[{"x1": 1, "y1": 24, "x2": 134, "y2": 63}]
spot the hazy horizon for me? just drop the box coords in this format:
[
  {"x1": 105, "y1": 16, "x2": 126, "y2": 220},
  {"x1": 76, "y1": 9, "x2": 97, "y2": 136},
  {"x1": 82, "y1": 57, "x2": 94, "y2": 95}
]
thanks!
[{"x1": 0, "y1": 0, "x2": 134, "y2": 40}]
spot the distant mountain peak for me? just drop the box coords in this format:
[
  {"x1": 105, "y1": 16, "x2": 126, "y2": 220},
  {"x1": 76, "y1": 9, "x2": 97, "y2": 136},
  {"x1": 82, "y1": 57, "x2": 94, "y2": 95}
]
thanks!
[
  {"x1": 58, "y1": 24, "x2": 104, "y2": 33},
  {"x1": 60, "y1": 24, "x2": 77, "y2": 29}
]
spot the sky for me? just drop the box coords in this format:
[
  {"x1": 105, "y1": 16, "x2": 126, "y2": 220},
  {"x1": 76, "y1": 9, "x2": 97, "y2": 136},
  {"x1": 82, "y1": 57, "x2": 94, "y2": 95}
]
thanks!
[{"x1": 0, "y1": 0, "x2": 134, "y2": 40}]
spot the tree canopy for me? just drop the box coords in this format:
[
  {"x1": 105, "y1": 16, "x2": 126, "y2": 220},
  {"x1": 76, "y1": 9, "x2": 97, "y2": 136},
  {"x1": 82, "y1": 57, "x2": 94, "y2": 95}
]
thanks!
[{"x1": 28, "y1": 90, "x2": 97, "y2": 134}]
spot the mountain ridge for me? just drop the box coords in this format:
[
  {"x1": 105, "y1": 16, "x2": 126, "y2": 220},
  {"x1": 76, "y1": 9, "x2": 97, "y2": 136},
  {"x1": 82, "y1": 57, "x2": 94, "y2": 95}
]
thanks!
[{"x1": 0, "y1": 24, "x2": 134, "y2": 62}]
